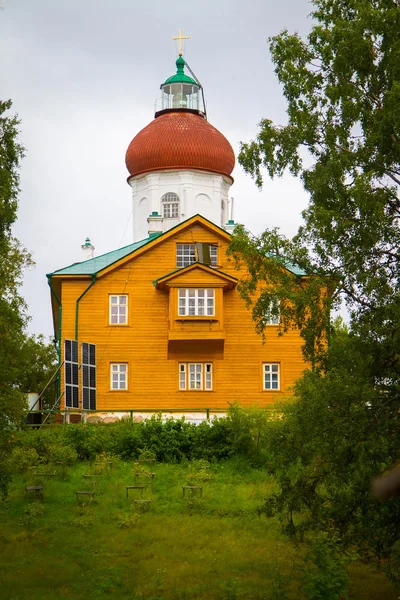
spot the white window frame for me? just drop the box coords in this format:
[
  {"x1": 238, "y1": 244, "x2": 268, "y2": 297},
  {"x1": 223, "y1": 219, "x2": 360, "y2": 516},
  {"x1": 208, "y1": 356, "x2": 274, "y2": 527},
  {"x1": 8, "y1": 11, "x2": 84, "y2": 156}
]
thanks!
[
  {"x1": 178, "y1": 288, "x2": 215, "y2": 317},
  {"x1": 176, "y1": 244, "x2": 218, "y2": 268},
  {"x1": 264, "y1": 298, "x2": 280, "y2": 325},
  {"x1": 263, "y1": 363, "x2": 280, "y2": 390},
  {"x1": 161, "y1": 193, "x2": 179, "y2": 218},
  {"x1": 179, "y1": 363, "x2": 213, "y2": 391},
  {"x1": 109, "y1": 295, "x2": 128, "y2": 325},
  {"x1": 110, "y1": 363, "x2": 128, "y2": 390}
]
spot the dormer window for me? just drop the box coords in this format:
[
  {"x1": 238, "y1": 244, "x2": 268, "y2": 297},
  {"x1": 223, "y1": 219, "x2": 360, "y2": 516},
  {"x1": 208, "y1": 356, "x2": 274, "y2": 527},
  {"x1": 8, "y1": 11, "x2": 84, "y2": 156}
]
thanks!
[
  {"x1": 178, "y1": 289, "x2": 215, "y2": 316},
  {"x1": 161, "y1": 193, "x2": 179, "y2": 218},
  {"x1": 176, "y1": 243, "x2": 218, "y2": 267}
]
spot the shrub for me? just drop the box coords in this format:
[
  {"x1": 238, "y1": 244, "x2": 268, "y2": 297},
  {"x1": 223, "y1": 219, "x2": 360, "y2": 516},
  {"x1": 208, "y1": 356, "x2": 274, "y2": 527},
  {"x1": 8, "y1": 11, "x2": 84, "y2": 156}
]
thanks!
[
  {"x1": 10, "y1": 447, "x2": 40, "y2": 472},
  {"x1": 21, "y1": 502, "x2": 45, "y2": 526},
  {"x1": 0, "y1": 453, "x2": 12, "y2": 499},
  {"x1": 301, "y1": 533, "x2": 350, "y2": 600}
]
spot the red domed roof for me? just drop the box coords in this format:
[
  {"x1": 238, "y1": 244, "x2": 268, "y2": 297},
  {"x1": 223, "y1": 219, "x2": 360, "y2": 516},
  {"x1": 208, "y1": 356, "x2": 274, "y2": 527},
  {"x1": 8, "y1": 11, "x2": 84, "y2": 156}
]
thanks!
[{"x1": 125, "y1": 111, "x2": 235, "y2": 181}]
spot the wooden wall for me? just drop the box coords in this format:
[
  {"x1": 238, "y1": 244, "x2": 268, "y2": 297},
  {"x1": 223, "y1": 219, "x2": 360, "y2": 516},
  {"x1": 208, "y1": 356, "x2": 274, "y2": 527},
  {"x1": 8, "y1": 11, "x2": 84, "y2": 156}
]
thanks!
[{"x1": 57, "y1": 221, "x2": 307, "y2": 410}]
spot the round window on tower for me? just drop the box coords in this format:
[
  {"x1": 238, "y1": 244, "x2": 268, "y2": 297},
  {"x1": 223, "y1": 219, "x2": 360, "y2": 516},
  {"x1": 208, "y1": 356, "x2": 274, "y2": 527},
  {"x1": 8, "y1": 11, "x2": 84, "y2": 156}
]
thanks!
[{"x1": 161, "y1": 193, "x2": 180, "y2": 218}]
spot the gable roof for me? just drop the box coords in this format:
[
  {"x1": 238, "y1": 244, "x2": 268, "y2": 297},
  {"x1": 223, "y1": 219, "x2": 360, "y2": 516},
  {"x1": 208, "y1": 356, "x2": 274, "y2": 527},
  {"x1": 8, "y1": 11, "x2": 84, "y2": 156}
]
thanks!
[
  {"x1": 48, "y1": 215, "x2": 231, "y2": 279},
  {"x1": 153, "y1": 262, "x2": 238, "y2": 290},
  {"x1": 47, "y1": 214, "x2": 307, "y2": 280}
]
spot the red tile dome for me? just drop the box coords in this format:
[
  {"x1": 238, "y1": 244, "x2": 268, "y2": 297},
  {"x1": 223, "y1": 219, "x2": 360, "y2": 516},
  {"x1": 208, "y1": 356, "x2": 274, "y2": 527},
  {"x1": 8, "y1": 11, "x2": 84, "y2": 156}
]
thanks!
[{"x1": 125, "y1": 111, "x2": 235, "y2": 181}]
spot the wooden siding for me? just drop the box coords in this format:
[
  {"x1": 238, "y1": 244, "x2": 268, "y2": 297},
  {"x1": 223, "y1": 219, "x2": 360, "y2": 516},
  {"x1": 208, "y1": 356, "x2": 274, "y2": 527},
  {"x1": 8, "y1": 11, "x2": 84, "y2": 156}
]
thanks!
[{"x1": 57, "y1": 221, "x2": 307, "y2": 410}]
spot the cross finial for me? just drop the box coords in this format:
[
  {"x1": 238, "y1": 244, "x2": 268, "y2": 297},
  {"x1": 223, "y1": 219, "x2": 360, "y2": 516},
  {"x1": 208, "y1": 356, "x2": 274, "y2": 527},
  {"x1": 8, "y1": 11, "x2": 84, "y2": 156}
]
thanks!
[{"x1": 172, "y1": 29, "x2": 189, "y2": 56}]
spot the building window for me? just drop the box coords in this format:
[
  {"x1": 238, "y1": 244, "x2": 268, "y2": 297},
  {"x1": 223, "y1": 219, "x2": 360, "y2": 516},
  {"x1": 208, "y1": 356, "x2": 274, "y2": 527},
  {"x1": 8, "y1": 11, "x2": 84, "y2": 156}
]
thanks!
[
  {"x1": 109, "y1": 295, "x2": 128, "y2": 324},
  {"x1": 176, "y1": 243, "x2": 218, "y2": 267},
  {"x1": 264, "y1": 298, "x2": 280, "y2": 325},
  {"x1": 179, "y1": 363, "x2": 213, "y2": 390},
  {"x1": 265, "y1": 313, "x2": 280, "y2": 325},
  {"x1": 111, "y1": 363, "x2": 128, "y2": 390},
  {"x1": 161, "y1": 192, "x2": 179, "y2": 218},
  {"x1": 178, "y1": 289, "x2": 215, "y2": 316},
  {"x1": 263, "y1": 363, "x2": 280, "y2": 390}
]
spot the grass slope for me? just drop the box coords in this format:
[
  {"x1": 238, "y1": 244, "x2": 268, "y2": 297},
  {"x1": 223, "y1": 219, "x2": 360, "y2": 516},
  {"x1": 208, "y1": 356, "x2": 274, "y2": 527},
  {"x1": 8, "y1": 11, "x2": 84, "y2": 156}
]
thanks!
[{"x1": 0, "y1": 459, "x2": 398, "y2": 599}]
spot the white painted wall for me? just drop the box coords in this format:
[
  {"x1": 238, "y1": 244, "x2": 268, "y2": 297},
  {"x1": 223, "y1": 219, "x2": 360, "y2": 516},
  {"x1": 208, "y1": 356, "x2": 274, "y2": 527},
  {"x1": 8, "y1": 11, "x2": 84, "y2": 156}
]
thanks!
[{"x1": 128, "y1": 169, "x2": 233, "y2": 241}]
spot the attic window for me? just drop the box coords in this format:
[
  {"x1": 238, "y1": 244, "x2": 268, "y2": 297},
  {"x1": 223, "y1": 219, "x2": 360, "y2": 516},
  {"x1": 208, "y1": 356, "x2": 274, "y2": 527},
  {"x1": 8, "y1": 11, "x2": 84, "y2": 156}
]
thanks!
[
  {"x1": 176, "y1": 243, "x2": 218, "y2": 267},
  {"x1": 161, "y1": 193, "x2": 179, "y2": 218}
]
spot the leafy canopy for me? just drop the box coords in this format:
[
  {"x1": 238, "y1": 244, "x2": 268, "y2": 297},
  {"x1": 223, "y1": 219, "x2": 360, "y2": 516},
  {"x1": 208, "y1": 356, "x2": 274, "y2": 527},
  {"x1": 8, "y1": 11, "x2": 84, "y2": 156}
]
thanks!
[
  {"x1": 235, "y1": 0, "x2": 400, "y2": 376},
  {"x1": 231, "y1": 0, "x2": 400, "y2": 575},
  {"x1": 0, "y1": 100, "x2": 56, "y2": 433}
]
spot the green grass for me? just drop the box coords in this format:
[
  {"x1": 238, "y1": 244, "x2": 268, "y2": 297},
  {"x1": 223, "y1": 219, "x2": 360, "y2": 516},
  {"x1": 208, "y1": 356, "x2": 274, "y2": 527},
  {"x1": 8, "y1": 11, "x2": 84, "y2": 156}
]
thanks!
[{"x1": 0, "y1": 459, "x2": 398, "y2": 599}]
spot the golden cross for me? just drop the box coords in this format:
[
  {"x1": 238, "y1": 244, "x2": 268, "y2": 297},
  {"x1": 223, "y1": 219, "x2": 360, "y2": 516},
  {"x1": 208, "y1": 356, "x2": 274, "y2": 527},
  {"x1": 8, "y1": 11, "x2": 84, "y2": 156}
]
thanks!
[{"x1": 172, "y1": 29, "x2": 189, "y2": 56}]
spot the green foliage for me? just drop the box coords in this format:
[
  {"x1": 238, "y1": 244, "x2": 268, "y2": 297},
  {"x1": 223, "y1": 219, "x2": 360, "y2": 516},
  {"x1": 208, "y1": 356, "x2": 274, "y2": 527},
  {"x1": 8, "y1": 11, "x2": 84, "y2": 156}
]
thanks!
[
  {"x1": 0, "y1": 100, "x2": 31, "y2": 431},
  {"x1": 21, "y1": 501, "x2": 44, "y2": 526},
  {"x1": 301, "y1": 533, "x2": 350, "y2": 600},
  {"x1": 227, "y1": 225, "x2": 332, "y2": 370},
  {"x1": 133, "y1": 462, "x2": 152, "y2": 478},
  {"x1": 236, "y1": 0, "x2": 400, "y2": 372},
  {"x1": 225, "y1": 403, "x2": 273, "y2": 462},
  {"x1": 47, "y1": 442, "x2": 77, "y2": 466},
  {"x1": 9, "y1": 446, "x2": 40, "y2": 472},
  {"x1": 186, "y1": 459, "x2": 210, "y2": 484},
  {"x1": 259, "y1": 331, "x2": 400, "y2": 571},
  {"x1": 0, "y1": 101, "x2": 57, "y2": 433},
  {"x1": 0, "y1": 453, "x2": 12, "y2": 500},
  {"x1": 138, "y1": 447, "x2": 156, "y2": 460},
  {"x1": 0, "y1": 460, "x2": 397, "y2": 599},
  {"x1": 71, "y1": 507, "x2": 95, "y2": 529},
  {"x1": 231, "y1": 0, "x2": 400, "y2": 576},
  {"x1": 14, "y1": 406, "x2": 274, "y2": 466},
  {"x1": 116, "y1": 510, "x2": 139, "y2": 529}
]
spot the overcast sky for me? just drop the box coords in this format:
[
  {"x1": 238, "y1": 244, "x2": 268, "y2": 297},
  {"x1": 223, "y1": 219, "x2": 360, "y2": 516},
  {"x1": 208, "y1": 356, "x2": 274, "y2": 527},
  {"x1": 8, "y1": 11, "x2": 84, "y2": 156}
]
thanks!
[{"x1": 1, "y1": 0, "x2": 314, "y2": 339}]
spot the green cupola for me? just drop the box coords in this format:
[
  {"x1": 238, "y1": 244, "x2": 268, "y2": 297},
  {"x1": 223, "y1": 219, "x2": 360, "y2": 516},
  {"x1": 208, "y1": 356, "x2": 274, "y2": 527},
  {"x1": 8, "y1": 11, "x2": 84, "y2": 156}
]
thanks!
[{"x1": 158, "y1": 55, "x2": 204, "y2": 113}]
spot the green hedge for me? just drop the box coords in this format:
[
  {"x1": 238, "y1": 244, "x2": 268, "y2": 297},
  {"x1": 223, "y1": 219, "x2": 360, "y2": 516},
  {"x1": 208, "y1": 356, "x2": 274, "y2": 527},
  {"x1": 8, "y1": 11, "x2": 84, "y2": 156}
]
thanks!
[{"x1": 9, "y1": 407, "x2": 274, "y2": 465}]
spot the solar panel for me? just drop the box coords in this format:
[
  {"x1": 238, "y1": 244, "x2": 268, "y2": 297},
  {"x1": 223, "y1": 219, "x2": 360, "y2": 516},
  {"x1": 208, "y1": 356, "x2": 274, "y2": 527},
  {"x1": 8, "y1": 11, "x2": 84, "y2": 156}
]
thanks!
[
  {"x1": 82, "y1": 342, "x2": 96, "y2": 410},
  {"x1": 64, "y1": 340, "x2": 79, "y2": 408}
]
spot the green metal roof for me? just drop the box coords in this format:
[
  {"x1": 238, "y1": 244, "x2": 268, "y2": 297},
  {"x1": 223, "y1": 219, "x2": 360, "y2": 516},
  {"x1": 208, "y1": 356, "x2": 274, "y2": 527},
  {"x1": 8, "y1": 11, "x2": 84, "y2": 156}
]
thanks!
[
  {"x1": 282, "y1": 259, "x2": 307, "y2": 277},
  {"x1": 48, "y1": 233, "x2": 162, "y2": 277},
  {"x1": 162, "y1": 55, "x2": 198, "y2": 87},
  {"x1": 47, "y1": 214, "x2": 307, "y2": 280},
  {"x1": 264, "y1": 252, "x2": 307, "y2": 277}
]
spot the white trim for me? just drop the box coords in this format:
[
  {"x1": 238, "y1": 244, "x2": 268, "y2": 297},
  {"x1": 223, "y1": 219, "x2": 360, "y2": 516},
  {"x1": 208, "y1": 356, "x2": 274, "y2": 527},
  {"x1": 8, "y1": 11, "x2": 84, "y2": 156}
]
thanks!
[
  {"x1": 179, "y1": 363, "x2": 213, "y2": 391},
  {"x1": 176, "y1": 243, "x2": 218, "y2": 267},
  {"x1": 263, "y1": 363, "x2": 280, "y2": 390},
  {"x1": 110, "y1": 363, "x2": 128, "y2": 390},
  {"x1": 178, "y1": 288, "x2": 215, "y2": 316},
  {"x1": 109, "y1": 295, "x2": 128, "y2": 325},
  {"x1": 161, "y1": 192, "x2": 179, "y2": 218}
]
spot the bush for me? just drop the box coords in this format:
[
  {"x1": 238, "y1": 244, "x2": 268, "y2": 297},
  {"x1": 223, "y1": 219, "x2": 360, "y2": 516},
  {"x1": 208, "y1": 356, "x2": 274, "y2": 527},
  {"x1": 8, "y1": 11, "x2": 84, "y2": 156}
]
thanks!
[
  {"x1": 301, "y1": 533, "x2": 350, "y2": 600},
  {"x1": 12, "y1": 406, "x2": 277, "y2": 467},
  {"x1": 10, "y1": 447, "x2": 40, "y2": 472},
  {"x1": 0, "y1": 453, "x2": 12, "y2": 499}
]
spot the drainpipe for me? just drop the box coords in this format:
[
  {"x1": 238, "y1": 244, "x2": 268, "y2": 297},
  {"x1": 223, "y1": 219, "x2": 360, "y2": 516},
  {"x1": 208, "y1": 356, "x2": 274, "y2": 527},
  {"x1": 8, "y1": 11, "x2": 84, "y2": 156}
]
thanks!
[
  {"x1": 75, "y1": 275, "x2": 97, "y2": 341},
  {"x1": 47, "y1": 276, "x2": 62, "y2": 400}
]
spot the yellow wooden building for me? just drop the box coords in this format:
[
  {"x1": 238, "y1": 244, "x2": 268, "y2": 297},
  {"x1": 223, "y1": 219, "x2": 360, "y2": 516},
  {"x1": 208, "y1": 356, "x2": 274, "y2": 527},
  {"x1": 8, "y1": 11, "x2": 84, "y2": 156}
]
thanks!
[{"x1": 47, "y1": 47, "x2": 307, "y2": 420}]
